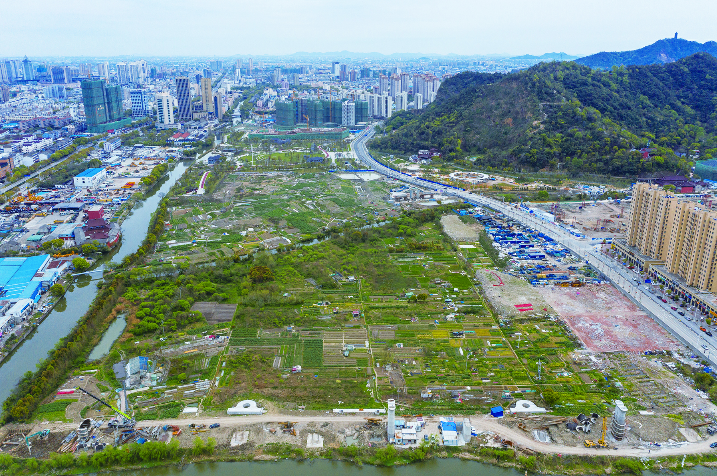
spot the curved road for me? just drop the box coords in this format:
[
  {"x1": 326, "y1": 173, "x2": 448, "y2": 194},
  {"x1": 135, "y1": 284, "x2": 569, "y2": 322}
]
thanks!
[{"x1": 351, "y1": 127, "x2": 717, "y2": 368}]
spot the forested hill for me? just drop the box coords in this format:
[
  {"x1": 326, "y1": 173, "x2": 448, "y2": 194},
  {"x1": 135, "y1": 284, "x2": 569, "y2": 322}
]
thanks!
[
  {"x1": 576, "y1": 38, "x2": 717, "y2": 69},
  {"x1": 372, "y1": 53, "x2": 717, "y2": 177}
]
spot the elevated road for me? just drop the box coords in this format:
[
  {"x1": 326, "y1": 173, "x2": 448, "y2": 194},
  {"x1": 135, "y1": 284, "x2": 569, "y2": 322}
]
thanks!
[{"x1": 351, "y1": 127, "x2": 717, "y2": 368}]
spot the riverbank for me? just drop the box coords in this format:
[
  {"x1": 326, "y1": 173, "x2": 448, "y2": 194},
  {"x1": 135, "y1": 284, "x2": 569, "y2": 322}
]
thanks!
[
  {"x1": 1, "y1": 435, "x2": 716, "y2": 476},
  {"x1": 0, "y1": 162, "x2": 189, "y2": 417}
]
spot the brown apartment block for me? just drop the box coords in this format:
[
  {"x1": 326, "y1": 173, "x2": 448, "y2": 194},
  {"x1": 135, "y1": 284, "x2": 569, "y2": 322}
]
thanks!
[{"x1": 627, "y1": 183, "x2": 717, "y2": 292}]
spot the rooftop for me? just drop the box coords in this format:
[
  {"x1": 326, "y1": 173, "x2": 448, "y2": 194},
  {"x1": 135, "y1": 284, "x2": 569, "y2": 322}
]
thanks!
[{"x1": 75, "y1": 167, "x2": 106, "y2": 178}]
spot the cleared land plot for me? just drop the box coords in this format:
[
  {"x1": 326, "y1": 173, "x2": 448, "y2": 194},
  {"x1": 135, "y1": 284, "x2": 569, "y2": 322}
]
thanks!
[
  {"x1": 191, "y1": 302, "x2": 239, "y2": 323},
  {"x1": 539, "y1": 285, "x2": 679, "y2": 352},
  {"x1": 475, "y1": 269, "x2": 553, "y2": 318}
]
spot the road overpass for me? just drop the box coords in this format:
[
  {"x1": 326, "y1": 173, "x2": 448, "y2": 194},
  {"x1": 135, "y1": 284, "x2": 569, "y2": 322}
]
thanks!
[{"x1": 351, "y1": 127, "x2": 717, "y2": 368}]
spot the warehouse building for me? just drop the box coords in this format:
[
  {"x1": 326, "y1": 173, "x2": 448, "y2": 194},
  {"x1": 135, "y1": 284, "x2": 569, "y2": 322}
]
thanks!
[{"x1": 73, "y1": 168, "x2": 107, "y2": 188}]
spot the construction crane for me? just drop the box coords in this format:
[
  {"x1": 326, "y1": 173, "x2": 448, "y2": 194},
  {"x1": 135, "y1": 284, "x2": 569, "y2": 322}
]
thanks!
[
  {"x1": 584, "y1": 416, "x2": 608, "y2": 448},
  {"x1": 303, "y1": 114, "x2": 310, "y2": 131},
  {"x1": 75, "y1": 387, "x2": 133, "y2": 422}
]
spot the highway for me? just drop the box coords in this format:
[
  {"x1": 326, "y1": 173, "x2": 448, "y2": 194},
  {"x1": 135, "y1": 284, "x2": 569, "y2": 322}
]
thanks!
[{"x1": 351, "y1": 127, "x2": 717, "y2": 368}]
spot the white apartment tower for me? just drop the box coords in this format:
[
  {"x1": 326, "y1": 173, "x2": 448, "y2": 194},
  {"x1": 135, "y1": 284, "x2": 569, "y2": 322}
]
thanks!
[
  {"x1": 156, "y1": 93, "x2": 174, "y2": 125},
  {"x1": 341, "y1": 101, "x2": 355, "y2": 127},
  {"x1": 415, "y1": 93, "x2": 423, "y2": 110},
  {"x1": 129, "y1": 89, "x2": 150, "y2": 118},
  {"x1": 395, "y1": 92, "x2": 408, "y2": 112}
]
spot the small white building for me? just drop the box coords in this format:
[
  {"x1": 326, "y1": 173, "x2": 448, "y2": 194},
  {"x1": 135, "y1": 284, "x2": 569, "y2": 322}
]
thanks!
[
  {"x1": 104, "y1": 137, "x2": 121, "y2": 152},
  {"x1": 73, "y1": 168, "x2": 107, "y2": 188}
]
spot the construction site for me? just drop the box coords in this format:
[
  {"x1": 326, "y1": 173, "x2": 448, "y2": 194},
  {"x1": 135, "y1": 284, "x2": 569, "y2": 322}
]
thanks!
[{"x1": 534, "y1": 200, "x2": 628, "y2": 239}]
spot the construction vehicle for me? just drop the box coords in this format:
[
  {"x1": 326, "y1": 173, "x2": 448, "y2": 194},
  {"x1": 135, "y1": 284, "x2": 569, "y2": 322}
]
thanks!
[
  {"x1": 278, "y1": 422, "x2": 297, "y2": 436},
  {"x1": 25, "y1": 429, "x2": 50, "y2": 454},
  {"x1": 584, "y1": 417, "x2": 608, "y2": 448},
  {"x1": 75, "y1": 387, "x2": 134, "y2": 428}
]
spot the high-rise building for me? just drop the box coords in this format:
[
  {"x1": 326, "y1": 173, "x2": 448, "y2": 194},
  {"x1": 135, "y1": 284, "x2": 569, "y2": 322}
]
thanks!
[
  {"x1": 395, "y1": 92, "x2": 408, "y2": 112},
  {"x1": 389, "y1": 74, "x2": 401, "y2": 99},
  {"x1": 116, "y1": 63, "x2": 129, "y2": 84},
  {"x1": 623, "y1": 183, "x2": 717, "y2": 293},
  {"x1": 414, "y1": 93, "x2": 423, "y2": 110},
  {"x1": 0, "y1": 63, "x2": 8, "y2": 84},
  {"x1": 176, "y1": 77, "x2": 191, "y2": 121},
  {"x1": 275, "y1": 101, "x2": 296, "y2": 128},
  {"x1": 0, "y1": 85, "x2": 10, "y2": 103},
  {"x1": 4, "y1": 60, "x2": 21, "y2": 83},
  {"x1": 51, "y1": 66, "x2": 68, "y2": 84},
  {"x1": 339, "y1": 64, "x2": 348, "y2": 82},
  {"x1": 200, "y1": 77, "x2": 213, "y2": 114},
  {"x1": 400, "y1": 72, "x2": 410, "y2": 93},
  {"x1": 202, "y1": 68, "x2": 212, "y2": 79},
  {"x1": 378, "y1": 75, "x2": 389, "y2": 95},
  {"x1": 210, "y1": 60, "x2": 223, "y2": 72},
  {"x1": 248, "y1": 58, "x2": 253, "y2": 76},
  {"x1": 44, "y1": 85, "x2": 66, "y2": 100},
  {"x1": 354, "y1": 101, "x2": 369, "y2": 123},
  {"x1": 129, "y1": 89, "x2": 150, "y2": 118},
  {"x1": 213, "y1": 92, "x2": 224, "y2": 120},
  {"x1": 97, "y1": 62, "x2": 110, "y2": 79},
  {"x1": 80, "y1": 79, "x2": 131, "y2": 133},
  {"x1": 341, "y1": 101, "x2": 355, "y2": 127},
  {"x1": 332, "y1": 62, "x2": 340, "y2": 76},
  {"x1": 21, "y1": 56, "x2": 34, "y2": 81},
  {"x1": 348, "y1": 70, "x2": 357, "y2": 82},
  {"x1": 156, "y1": 92, "x2": 174, "y2": 125}
]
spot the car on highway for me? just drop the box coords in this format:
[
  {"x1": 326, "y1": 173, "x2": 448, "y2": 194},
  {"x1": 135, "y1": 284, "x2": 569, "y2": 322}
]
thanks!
[
  {"x1": 671, "y1": 306, "x2": 678, "y2": 311},
  {"x1": 661, "y1": 298, "x2": 668, "y2": 303},
  {"x1": 708, "y1": 331, "x2": 714, "y2": 337},
  {"x1": 701, "y1": 327, "x2": 708, "y2": 332},
  {"x1": 710, "y1": 442, "x2": 717, "y2": 449},
  {"x1": 678, "y1": 311, "x2": 686, "y2": 316}
]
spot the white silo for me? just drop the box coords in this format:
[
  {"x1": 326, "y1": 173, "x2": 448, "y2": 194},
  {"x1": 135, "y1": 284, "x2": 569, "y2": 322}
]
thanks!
[{"x1": 387, "y1": 399, "x2": 396, "y2": 441}]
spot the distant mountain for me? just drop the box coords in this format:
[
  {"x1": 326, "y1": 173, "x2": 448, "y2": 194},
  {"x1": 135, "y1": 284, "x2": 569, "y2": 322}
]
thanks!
[
  {"x1": 511, "y1": 52, "x2": 579, "y2": 61},
  {"x1": 576, "y1": 38, "x2": 717, "y2": 68},
  {"x1": 372, "y1": 53, "x2": 717, "y2": 177}
]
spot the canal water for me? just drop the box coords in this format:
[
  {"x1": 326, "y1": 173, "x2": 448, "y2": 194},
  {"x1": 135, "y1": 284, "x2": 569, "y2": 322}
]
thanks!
[
  {"x1": 90, "y1": 459, "x2": 717, "y2": 476},
  {"x1": 87, "y1": 315, "x2": 126, "y2": 361},
  {"x1": 0, "y1": 162, "x2": 189, "y2": 412}
]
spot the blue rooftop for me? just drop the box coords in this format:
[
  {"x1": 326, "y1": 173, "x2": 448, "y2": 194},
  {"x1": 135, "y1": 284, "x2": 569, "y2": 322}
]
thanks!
[
  {"x1": 0, "y1": 255, "x2": 51, "y2": 301},
  {"x1": 76, "y1": 168, "x2": 105, "y2": 178},
  {"x1": 440, "y1": 421, "x2": 457, "y2": 432}
]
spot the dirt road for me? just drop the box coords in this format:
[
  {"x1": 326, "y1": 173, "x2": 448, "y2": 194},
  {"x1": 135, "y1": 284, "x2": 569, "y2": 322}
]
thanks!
[{"x1": 34, "y1": 411, "x2": 717, "y2": 458}]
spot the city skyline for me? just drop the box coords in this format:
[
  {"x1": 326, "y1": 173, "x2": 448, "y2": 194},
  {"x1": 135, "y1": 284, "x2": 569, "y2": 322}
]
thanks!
[{"x1": 1, "y1": 0, "x2": 715, "y2": 57}]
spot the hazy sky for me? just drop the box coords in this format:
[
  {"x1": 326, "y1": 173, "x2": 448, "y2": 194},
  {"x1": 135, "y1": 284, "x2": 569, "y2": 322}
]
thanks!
[{"x1": 2, "y1": 0, "x2": 716, "y2": 57}]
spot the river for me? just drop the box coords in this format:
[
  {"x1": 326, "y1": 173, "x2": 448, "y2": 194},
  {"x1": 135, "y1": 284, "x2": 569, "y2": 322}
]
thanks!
[
  {"x1": 0, "y1": 162, "x2": 189, "y2": 412},
  {"x1": 89, "y1": 459, "x2": 717, "y2": 476}
]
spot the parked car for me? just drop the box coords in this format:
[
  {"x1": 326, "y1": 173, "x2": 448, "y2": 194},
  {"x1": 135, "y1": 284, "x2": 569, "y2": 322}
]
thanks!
[
  {"x1": 678, "y1": 311, "x2": 685, "y2": 316},
  {"x1": 701, "y1": 327, "x2": 707, "y2": 332},
  {"x1": 710, "y1": 442, "x2": 717, "y2": 448},
  {"x1": 671, "y1": 306, "x2": 678, "y2": 311},
  {"x1": 708, "y1": 331, "x2": 713, "y2": 337},
  {"x1": 661, "y1": 298, "x2": 668, "y2": 303},
  {"x1": 209, "y1": 423, "x2": 220, "y2": 429}
]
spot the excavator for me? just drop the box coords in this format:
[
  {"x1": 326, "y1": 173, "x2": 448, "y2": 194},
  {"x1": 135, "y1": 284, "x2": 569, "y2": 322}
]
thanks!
[
  {"x1": 75, "y1": 387, "x2": 134, "y2": 428},
  {"x1": 278, "y1": 422, "x2": 297, "y2": 436},
  {"x1": 25, "y1": 429, "x2": 50, "y2": 455},
  {"x1": 584, "y1": 416, "x2": 608, "y2": 448}
]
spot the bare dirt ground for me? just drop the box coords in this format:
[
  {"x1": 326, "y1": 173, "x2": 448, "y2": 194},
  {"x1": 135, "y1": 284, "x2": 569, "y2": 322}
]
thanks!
[
  {"x1": 533, "y1": 201, "x2": 627, "y2": 239},
  {"x1": 441, "y1": 215, "x2": 480, "y2": 242},
  {"x1": 539, "y1": 285, "x2": 680, "y2": 352},
  {"x1": 475, "y1": 269, "x2": 553, "y2": 318}
]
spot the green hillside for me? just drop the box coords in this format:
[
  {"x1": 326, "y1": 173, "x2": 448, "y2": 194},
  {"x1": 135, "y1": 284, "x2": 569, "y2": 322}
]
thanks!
[
  {"x1": 372, "y1": 53, "x2": 717, "y2": 177},
  {"x1": 576, "y1": 38, "x2": 717, "y2": 69}
]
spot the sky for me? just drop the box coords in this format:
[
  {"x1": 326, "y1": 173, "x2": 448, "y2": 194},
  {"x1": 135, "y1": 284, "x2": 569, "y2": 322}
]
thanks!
[{"x1": 2, "y1": 0, "x2": 716, "y2": 57}]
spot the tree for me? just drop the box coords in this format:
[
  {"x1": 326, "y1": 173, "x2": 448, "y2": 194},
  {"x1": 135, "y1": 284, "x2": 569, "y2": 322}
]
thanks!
[
  {"x1": 50, "y1": 284, "x2": 65, "y2": 298},
  {"x1": 249, "y1": 265, "x2": 273, "y2": 283},
  {"x1": 542, "y1": 387, "x2": 559, "y2": 407},
  {"x1": 81, "y1": 243, "x2": 98, "y2": 255},
  {"x1": 417, "y1": 293, "x2": 428, "y2": 301},
  {"x1": 72, "y1": 257, "x2": 91, "y2": 272},
  {"x1": 663, "y1": 184, "x2": 676, "y2": 193}
]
